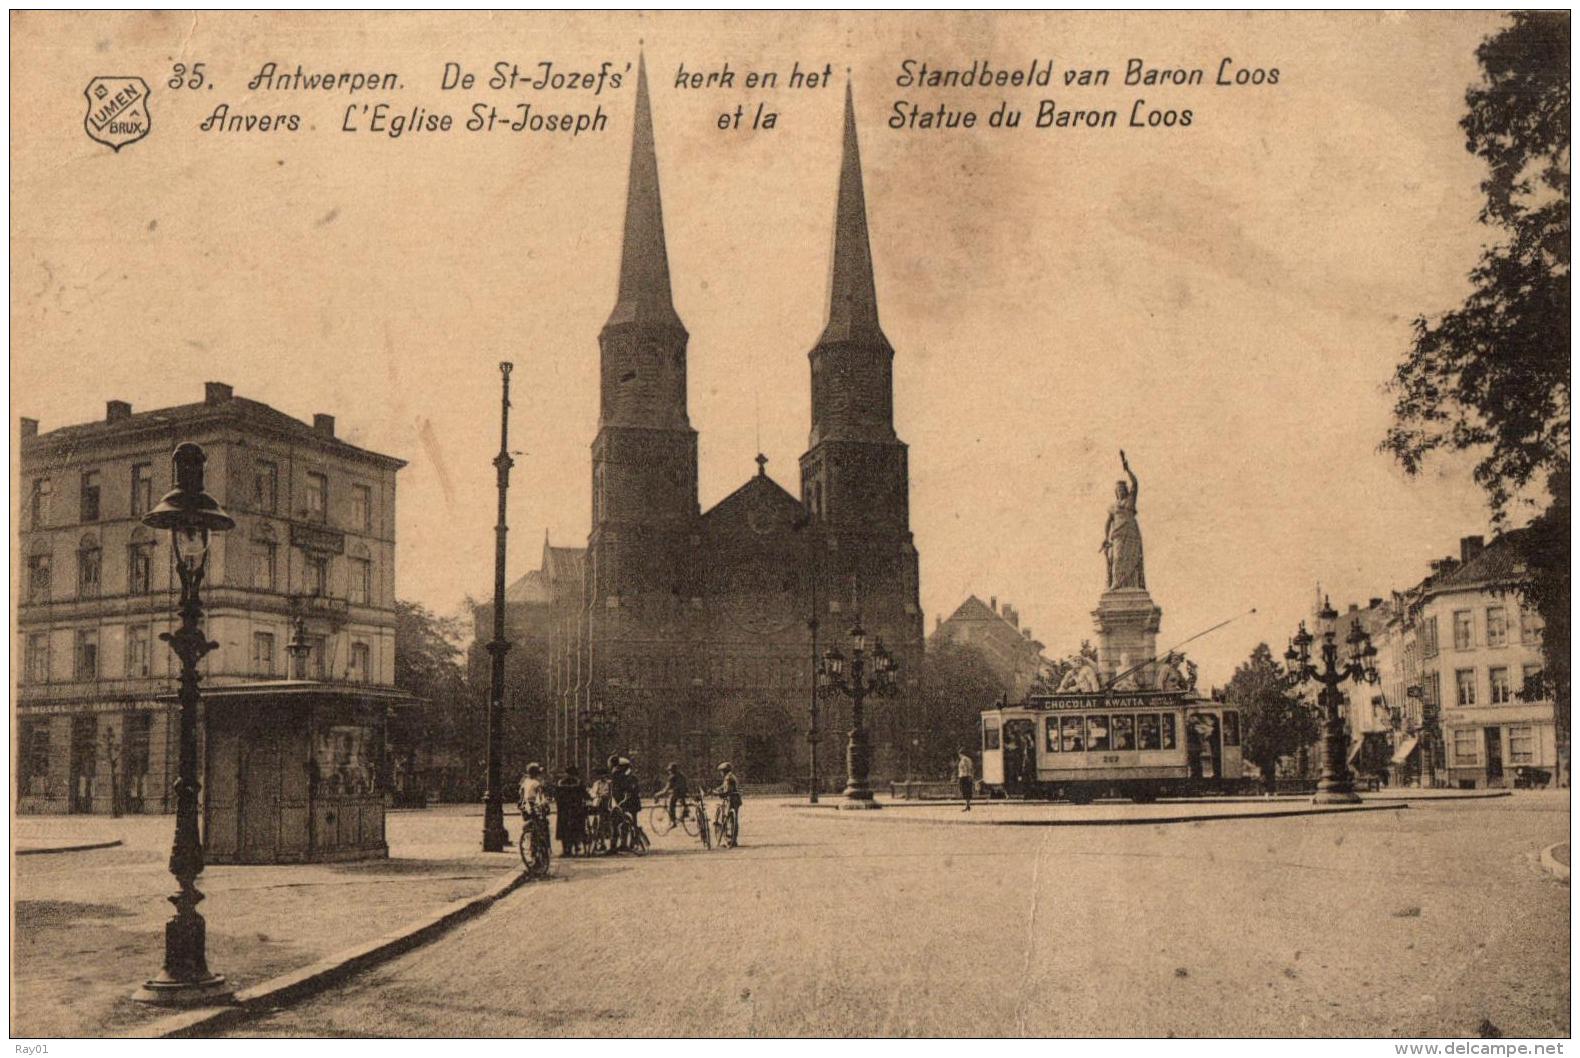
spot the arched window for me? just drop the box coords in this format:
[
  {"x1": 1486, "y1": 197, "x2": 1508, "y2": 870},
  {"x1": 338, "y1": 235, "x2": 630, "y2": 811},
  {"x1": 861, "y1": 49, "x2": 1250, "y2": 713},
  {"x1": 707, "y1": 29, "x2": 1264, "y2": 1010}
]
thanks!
[
  {"x1": 77, "y1": 533, "x2": 101, "y2": 598},
  {"x1": 27, "y1": 537, "x2": 52, "y2": 603}
]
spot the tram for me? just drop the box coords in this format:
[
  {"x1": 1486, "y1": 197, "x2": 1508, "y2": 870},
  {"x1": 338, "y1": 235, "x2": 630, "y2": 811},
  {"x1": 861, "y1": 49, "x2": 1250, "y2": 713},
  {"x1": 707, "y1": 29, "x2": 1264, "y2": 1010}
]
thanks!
[{"x1": 980, "y1": 690, "x2": 1244, "y2": 802}]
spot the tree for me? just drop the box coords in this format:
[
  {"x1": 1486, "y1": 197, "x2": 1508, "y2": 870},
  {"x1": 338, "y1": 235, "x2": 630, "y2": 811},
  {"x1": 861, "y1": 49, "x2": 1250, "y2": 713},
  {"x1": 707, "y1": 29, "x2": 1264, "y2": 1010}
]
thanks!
[
  {"x1": 1225, "y1": 644, "x2": 1320, "y2": 792},
  {"x1": 915, "y1": 639, "x2": 1007, "y2": 779},
  {"x1": 390, "y1": 600, "x2": 476, "y2": 803},
  {"x1": 1383, "y1": 11, "x2": 1570, "y2": 754}
]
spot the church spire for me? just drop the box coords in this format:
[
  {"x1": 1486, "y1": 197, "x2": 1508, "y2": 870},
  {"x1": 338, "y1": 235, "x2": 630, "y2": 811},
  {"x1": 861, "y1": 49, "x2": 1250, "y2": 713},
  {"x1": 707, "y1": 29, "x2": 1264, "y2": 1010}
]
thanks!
[
  {"x1": 821, "y1": 80, "x2": 882, "y2": 343},
  {"x1": 606, "y1": 53, "x2": 683, "y2": 331}
]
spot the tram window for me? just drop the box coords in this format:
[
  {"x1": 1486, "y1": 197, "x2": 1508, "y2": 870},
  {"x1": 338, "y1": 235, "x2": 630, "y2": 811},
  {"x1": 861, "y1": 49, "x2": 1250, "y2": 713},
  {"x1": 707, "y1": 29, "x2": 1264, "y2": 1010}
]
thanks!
[
  {"x1": 1138, "y1": 713, "x2": 1161, "y2": 750},
  {"x1": 983, "y1": 718, "x2": 1000, "y2": 751},
  {"x1": 1111, "y1": 715, "x2": 1135, "y2": 750},
  {"x1": 1222, "y1": 711, "x2": 1241, "y2": 747},
  {"x1": 1061, "y1": 715, "x2": 1085, "y2": 752},
  {"x1": 1044, "y1": 717, "x2": 1061, "y2": 753},
  {"x1": 1085, "y1": 715, "x2": 1110, "y2": 752},
  {"x1": 1160, "y1": 713, "x2": 1177, "y2": 750}
]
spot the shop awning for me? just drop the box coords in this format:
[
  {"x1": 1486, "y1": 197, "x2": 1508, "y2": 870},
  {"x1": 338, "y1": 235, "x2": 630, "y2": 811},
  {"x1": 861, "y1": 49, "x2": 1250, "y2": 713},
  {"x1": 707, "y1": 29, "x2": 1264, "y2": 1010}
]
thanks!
[{"x1": 1391, "y1": 736, "x2": 1420, "y2": 765}]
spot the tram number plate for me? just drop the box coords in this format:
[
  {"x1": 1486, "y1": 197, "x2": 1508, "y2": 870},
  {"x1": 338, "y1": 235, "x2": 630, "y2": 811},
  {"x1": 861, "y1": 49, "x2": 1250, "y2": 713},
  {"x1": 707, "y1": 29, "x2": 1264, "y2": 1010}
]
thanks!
[{"x1": 1102, "y1": 755, "x2": 1120, "y2": 764}]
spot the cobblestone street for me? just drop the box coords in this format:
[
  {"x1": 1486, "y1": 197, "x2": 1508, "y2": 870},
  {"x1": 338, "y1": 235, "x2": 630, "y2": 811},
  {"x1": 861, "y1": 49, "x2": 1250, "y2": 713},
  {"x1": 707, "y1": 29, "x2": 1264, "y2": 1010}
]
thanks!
[{"x1": 205, "y1": 791, "x2": 1568, "y2": 1038}]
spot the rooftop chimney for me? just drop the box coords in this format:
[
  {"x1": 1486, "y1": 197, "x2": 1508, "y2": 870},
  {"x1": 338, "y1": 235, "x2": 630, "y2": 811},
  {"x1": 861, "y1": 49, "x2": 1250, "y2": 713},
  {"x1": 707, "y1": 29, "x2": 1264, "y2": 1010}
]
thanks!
[
  {"x1": 1369, "y1": 597, "x2": 1384, "y2": 609},
  {"x1": 989, "y1": 596, "x2": 997, "y2": 614},
  {"x1": 205, "y1": 382, "x2": 233, "y2": 405},
  {"x1": 20, "y1": 417, "x2": 38, "y2": 438},
  {"x1": 106, "y1": 400, "x2": 132, "y2": 422},
  {"x1": 313, "y1": 414, "x2": 336, "y2": 437},
  {"x1": 1460, "y1": 535, "x2": 1486, "y2": 564},
  {"x1": 1349, "y1": 602, "x2": 1359, "y2": 613}
]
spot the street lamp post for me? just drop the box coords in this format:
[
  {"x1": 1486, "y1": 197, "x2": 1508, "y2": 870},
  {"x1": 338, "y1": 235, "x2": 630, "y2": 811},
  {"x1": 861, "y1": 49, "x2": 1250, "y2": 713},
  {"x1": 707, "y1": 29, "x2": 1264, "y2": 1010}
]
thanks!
[
  {"x1": 1283, "y1": 597, "x2": 1379, "y2": 805},
  {"x1": 817, "y1": 620, "x2": 898, "y2": 809},
  {"x1": 132, "y1": 443, "x2": 235, "y2": 1006},
  {"x1": 807, "y1": 614, "x2": 821, "y2": 804},
  {"x1": 482, "y1": 361, "x2": 514, "y2": 854}
]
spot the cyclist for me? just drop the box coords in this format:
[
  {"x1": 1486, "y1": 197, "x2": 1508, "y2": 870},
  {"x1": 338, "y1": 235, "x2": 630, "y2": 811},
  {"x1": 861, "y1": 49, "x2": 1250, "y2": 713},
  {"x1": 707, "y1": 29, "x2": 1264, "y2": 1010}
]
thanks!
[
  {"x1": 611, "y1": 757, "x2": 642, "y2": 850},
  {"x1": 655, "y1": 762, "x2": 691, "y2": 826},
  {"x1": 711, "y1": 762, "x2": 742, "y2": 846},
  {"x1": 588, "y1": 767, "x2": 613, "y2": 852},
  {"x1": 517, "y1": 762, "x2": 550, "y2": 817}
]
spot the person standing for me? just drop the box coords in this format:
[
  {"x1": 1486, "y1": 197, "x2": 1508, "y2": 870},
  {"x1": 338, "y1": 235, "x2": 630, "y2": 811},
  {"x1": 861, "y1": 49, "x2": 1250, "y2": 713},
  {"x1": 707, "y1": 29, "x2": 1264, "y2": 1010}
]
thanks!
[
  {"x1": 957, "y1": 749, "x2": 975, "y2": 811},
  {"x1": 554, "y1": 765, "x2": 587, "y2": 857}
]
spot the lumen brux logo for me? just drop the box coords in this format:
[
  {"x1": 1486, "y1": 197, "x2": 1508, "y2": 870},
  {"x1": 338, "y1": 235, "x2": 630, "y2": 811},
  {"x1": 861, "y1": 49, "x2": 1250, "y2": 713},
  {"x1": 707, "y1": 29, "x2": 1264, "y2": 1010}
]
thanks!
[{"x1": 84, "y1": 76, "x2": 151, "y2": 151}]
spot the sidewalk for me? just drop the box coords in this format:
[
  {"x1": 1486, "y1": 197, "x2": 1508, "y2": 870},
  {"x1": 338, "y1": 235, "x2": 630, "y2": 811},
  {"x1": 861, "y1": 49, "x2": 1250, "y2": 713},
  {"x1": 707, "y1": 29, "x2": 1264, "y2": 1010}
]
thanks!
[{"x1": 11, "y1": 806, "x2": 520, "y2": 1039}]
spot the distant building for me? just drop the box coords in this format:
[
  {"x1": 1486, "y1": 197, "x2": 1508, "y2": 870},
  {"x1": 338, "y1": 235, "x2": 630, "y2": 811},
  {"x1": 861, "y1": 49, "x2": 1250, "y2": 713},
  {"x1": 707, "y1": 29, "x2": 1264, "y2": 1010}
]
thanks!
[
  {"x1": 17, "y1": 383, "x2": 407, "y2": 825},
  {"x1": 1309, "y1": 532, "x2": 1560, "y2": 790},
  {"x1": 930, "y1": 595, "x2": 1050, "y2": 700}
]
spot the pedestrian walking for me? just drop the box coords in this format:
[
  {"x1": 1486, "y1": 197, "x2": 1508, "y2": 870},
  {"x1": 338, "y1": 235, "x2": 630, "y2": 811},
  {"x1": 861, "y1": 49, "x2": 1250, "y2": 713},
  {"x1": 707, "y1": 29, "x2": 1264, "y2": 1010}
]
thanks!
[{"x1": 957, "y1": 749, "x2": 975, "y2": 811}]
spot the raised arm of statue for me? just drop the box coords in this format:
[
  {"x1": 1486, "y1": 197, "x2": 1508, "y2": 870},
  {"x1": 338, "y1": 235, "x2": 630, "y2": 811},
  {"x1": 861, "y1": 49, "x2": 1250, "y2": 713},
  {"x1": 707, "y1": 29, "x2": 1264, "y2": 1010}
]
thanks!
[{"x1": 1120, "y1": 450, "x2": 1138, "y2": 507}]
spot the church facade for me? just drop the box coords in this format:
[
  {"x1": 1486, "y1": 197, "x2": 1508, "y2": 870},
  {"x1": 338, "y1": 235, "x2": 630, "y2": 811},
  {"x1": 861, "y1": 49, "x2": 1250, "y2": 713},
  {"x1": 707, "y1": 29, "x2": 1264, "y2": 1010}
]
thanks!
[{"x1": 512, "y1": 63, "x2": 923, "y2": 786}]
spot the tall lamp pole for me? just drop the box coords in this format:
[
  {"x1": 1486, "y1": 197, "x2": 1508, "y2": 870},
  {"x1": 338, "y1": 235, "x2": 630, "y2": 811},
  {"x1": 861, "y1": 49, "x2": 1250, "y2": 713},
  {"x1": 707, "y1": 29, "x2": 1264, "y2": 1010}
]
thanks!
[
  {"x1": 133, "y1": 443, "x2": 235, "y2": 1005},
  {"x1": 818, "y1": 620, "x2": 898, "y2": 810},
  {"x1": 482, "y1": 361, "x2": 514, "y2": 853},
  {"x1": 1283, "y1": 596, "x2": 1379, "y2": 805}
]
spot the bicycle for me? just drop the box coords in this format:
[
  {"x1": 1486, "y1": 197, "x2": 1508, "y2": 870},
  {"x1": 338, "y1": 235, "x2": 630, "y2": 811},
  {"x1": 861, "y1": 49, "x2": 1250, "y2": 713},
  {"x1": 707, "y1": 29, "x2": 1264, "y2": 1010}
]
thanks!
[
  {"x1": 610, "y1": 805, "x2": 649, "y2": 855},
  {"x1": 648, "y1": 795, "x2": 700, "y2": 838},
  {"x1": 712, "y1": 797, "x2": 739, "y2": 849},
  {"x1": 517, "y1": 803, "x2": 552, "y2": 878},
  {"x1": 694, "y1": 793, "x2": 712, "y2": 849}
]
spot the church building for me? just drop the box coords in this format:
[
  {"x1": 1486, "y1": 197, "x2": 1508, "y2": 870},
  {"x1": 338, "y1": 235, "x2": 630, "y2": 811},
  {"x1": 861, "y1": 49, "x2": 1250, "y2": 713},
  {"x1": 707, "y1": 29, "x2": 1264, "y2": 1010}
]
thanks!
[{"x1": 509, "y1": 62, "x2": 924, "y2": 786}]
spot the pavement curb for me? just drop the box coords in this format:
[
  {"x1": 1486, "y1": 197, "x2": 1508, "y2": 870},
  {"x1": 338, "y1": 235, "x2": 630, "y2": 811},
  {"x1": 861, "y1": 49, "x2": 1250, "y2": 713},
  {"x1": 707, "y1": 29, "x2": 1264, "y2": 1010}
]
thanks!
[
  {"x1": 1538, "y1": 842, "x2": 1570, "y2": 883},
  {"x1": 795, "y1": 801, "x2": 1408, "y2": 827},
  {"x1": 859, "y1": 790, "x2": 1512, "y2": 809},
  {"x1": 16, "y1": 839, "x2": 124, "y2": 856},
  {"x1": 144, "y1": 865, "x2": 528, "y2": 1038}
]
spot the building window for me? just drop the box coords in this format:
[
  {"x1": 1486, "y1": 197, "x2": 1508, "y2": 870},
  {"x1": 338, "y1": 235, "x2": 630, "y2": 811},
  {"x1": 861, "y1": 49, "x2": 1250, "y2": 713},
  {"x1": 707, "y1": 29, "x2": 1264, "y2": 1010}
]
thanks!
[
  {"x1": 80, "y1": 470, "x2": 101, "y2": 523},
  {"x1": 77, "y1": 536, "x2": 102, "y2": 598},
  {"x1": 1453, "y1": 728, "x2": 1479, "y2": 764},
  {"x1": 1421, "y1": 615, "x2": 1439, "y2": 658},
  {"x1": 1519, "y1": 607, "x2": 1542, "y2": 645},
  {"x1": 253, "y1": 538, "x2": 277, "y2": 591},
  {"x1": 128, "y1": 539, "x2": 154, "y2": 594},
  {"x1": 1085, "y1": 715, "x2": 1111, "y2": 752},
  {"x1": 1138, "y1": 713, "x2": 1162, "y2": 751},
  {"x1": 252, "y1": 631, "x2": 276, "y2": 676},
  {"x1": 1489, "y1": 667, "x2": 1512, "y2": 705},
  {"x1": 19, "y1": 718, "x2": 50, "y2": 797},
  {"x1": 1485, "y1": 606, "x2": 1508, "y2": 648},
  {"x1": 1061, "y1": 715, "x2": 1085, "y2": 752},
  {"x1": 75, "y1": 629, "x2": 99, "y2": 680},
  {"x1": 349, "y1": 557, "x2": 371, "y2": 605},
  {"x1": 1521, "y1": 664, "x2": 1545, "y2": 701},
  {"x1": 131, "y1": 462, "x2": 153, "y2": 517},
  {"x1": 25, "y1": 632, "x2": 49, "y2": 684},
  {"x1": 352, "y1": 484, "x2": 372, "y2": 531},
  {"x1": 29, "y1": 477, "x2": 52, "y2": 529},
  {"x1": 308, "y1": 635, "x2": 328, "y2": 680},
  {"x1": 1455, "y1": 668, "x2": 1477, "y2": 708},
  {"x1": 1452, "y1": 610, "x2": 1473, "y2": 651},
  {"x1": 306, "y1": 556, "x2": 329, "y2": 597},
  {"x1": 349, "y1": 641, "x2": 370, "y2": 683},
  {"x1": 1508, "y1": 725, "x2": 1535, "y2": 764},
  {"x1": 254, "y1": 460, "x2": 278, "y2": 513},
  {"x1": 126, "y1": 625, "x2": 152, "y2": 678},
  {"x1": 27, "y1": 553, "x2": 52, "y2": 603},
  {"x1": 305, "y1": 472, "x2": 328, "y2": 523}
]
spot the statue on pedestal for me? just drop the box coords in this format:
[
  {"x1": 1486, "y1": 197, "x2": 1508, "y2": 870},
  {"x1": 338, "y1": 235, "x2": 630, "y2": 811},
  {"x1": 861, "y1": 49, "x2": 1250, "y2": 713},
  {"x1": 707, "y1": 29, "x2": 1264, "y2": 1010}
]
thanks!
[{"x1": 1101, "y1": 450, "x2": 1145, "y2": 591}]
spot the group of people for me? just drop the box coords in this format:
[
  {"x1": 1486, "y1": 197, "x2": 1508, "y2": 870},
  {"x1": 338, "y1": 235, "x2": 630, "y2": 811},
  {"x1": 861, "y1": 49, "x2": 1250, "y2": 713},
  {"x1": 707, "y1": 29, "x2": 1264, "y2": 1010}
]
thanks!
[{"x1": 518, "y1": 755, "x2": 743, "y2": 856}]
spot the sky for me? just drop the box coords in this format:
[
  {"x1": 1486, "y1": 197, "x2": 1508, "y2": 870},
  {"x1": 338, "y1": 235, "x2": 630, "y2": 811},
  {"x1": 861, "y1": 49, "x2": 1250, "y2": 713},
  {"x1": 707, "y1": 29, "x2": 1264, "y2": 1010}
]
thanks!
[{"x1": 12, "y1": 11, "x2": 1515, "y2": 685}]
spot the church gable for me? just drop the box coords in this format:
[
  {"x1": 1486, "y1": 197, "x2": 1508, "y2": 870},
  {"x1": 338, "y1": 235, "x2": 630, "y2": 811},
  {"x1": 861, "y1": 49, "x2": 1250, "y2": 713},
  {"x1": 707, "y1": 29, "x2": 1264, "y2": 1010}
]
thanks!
[{"x1": 701, "y1": 462, "x2": 806, "y2": 540}]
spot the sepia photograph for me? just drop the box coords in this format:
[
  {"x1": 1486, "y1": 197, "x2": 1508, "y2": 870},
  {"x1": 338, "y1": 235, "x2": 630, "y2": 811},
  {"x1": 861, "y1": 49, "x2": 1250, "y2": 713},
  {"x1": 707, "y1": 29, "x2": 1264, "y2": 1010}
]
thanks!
[{"x1": 7, "y1": 8, "x2": 1571, "y2": 1045}]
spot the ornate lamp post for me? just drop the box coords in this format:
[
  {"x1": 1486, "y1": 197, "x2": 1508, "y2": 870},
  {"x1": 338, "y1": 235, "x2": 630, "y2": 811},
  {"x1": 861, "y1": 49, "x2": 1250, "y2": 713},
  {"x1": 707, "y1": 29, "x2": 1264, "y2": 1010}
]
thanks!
[
  {"x1": 1283, "y1": 597, "x2": 1378, "y2": 805},
  {"x1": 286, "y1": 615, "x2": 311, "y2": 680},
  {"x1": 818, "y1": 620, "x2": 898, "y2": 809},
  {"x1": 133, "y1": 443, "x2": 235, "y2": 1006},
  {"x1": 482, "y1": 361, "x2": 514, "y2": 853}
]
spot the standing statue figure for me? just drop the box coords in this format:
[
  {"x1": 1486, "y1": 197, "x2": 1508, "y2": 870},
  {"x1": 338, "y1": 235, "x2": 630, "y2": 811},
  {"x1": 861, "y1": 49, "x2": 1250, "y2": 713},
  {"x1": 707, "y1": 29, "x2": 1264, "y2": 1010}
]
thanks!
[{"x1": 1101, "y1": 450, "x2": 1146, "y2": 590}]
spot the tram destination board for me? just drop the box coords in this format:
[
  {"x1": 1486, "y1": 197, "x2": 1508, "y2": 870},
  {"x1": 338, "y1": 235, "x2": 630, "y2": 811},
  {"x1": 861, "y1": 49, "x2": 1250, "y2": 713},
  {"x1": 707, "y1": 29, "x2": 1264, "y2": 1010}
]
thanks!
[{"x1": 1024, "y1": 691, "x2": 1191, "y2": 711}]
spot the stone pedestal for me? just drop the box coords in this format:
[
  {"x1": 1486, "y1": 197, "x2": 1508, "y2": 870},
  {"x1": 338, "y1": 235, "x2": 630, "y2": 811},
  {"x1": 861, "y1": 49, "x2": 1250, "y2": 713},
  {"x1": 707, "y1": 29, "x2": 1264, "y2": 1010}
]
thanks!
[{"x1": 1093, "y1": 588, "x2": 1163, "y2": 684}]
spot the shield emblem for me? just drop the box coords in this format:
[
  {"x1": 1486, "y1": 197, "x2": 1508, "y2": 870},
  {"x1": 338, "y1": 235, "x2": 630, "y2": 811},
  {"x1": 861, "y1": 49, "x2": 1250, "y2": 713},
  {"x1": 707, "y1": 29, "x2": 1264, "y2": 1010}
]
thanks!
[{"x1": 83, "y1": 76, "x2": 151, "y2": 151}]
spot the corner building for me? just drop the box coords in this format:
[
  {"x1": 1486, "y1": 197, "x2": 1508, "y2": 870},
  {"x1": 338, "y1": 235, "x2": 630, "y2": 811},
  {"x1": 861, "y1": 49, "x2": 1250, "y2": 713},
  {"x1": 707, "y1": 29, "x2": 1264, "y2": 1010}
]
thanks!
[{"x1": 542, "y1": 66, "x2": 924, "y2": 785}]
